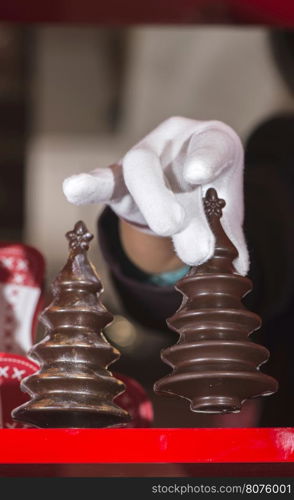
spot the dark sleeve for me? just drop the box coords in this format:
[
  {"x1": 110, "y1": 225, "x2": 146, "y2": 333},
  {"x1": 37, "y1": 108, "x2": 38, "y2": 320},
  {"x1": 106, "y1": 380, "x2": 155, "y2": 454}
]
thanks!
[{"x1": 97, "y1": 207, "x2": 182, "y2": 331}]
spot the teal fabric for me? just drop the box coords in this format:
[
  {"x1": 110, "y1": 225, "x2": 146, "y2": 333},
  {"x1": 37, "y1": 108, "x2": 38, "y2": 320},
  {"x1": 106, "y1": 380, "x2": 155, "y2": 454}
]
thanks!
[{"x1": 147, "y1": 265, "x2": 190, "y2": 287}]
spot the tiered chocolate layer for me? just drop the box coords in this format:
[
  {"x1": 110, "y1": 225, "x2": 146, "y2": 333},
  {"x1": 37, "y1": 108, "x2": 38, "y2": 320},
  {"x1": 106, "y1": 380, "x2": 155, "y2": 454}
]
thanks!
[
  {"x1": 12, "y1": 221, "x2": 129, "y2": 428},
  {"x1": 154, "y1": 188, "x2": 278, "y2": 414}
]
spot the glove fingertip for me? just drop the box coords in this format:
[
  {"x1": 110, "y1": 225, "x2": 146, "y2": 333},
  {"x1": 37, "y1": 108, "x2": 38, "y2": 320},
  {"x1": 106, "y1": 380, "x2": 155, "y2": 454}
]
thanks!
[
  {"x1": 62, "y1": 173, "x2": 100, "y2": 205},
  {"x1": 183, "y1": 157, "x2": 213, "y2": 185},
  {"x1": 62, "y1": 175, "x2": 79, "y2": 203},
  {"x1": 173, "y1": 232, "x2": 214, "y2": 267},
  {"x1": 233, "y1": 252, "x2": 250, "y2": 277}
]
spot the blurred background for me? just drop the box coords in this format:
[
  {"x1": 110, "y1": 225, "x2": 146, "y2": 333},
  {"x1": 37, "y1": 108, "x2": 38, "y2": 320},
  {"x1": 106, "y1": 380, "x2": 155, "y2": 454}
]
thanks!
[{"x1": 0, "y1": 24, "x2": 293, "y2": 428}]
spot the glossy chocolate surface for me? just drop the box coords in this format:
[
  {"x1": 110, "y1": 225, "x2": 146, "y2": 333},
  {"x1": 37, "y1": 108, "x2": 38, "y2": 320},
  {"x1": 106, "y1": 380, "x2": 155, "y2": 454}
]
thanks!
[
  {"x1": 12, "y1": 221, "x2": 129, "y2": 428},
  {"x1": 154, "y1": 188, "x2": 278, "y2": 414}
]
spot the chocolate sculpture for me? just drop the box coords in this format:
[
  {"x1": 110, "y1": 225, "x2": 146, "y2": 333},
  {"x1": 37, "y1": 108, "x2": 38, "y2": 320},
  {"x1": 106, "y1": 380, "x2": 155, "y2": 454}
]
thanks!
[
  {"x1": 12, "y1": 221, "x2": 129, "y2": 428},
  {"x1": 154, "y1": 188, "x2": 278, "y2": 414}
]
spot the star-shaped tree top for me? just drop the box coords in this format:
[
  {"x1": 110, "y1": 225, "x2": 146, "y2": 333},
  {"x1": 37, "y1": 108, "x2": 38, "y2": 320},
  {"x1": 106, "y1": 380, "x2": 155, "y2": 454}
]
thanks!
[
  {"x1": 66, "y1": 221, "x2": 93, "y2": 251},
  {"x1": 203, "y1": 188, "x2": 226, "y2": 218}
]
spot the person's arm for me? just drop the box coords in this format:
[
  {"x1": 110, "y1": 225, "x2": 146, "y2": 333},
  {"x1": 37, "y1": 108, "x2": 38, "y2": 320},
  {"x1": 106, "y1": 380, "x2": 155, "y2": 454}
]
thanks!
[
  {"x1": 97, "y1": 208, "x2": 184, "y2": 331},
  {"x1": 119, "y1": 219, "x2": 183, "y2": 274}
]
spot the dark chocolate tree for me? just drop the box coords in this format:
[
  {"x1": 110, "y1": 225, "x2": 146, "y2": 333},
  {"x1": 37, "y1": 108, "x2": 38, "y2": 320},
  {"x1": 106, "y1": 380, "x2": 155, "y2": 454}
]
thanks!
[
  {"x1": 12, "y1": 221, "x2": 129, "y2": 428},
  {"x1": 154, "y1": 188, "x2": 278, "y2": 414}
]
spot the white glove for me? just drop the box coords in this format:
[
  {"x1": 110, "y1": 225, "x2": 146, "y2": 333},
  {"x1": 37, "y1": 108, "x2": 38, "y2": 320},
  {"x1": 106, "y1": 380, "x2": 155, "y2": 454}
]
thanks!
[{"x1": 63, "y1": 117, "x2": 249, "y2": 275}]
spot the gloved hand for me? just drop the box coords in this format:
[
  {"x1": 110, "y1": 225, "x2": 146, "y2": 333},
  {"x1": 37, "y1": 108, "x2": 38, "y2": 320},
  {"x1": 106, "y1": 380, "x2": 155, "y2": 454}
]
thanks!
[{"x1": 63, "y1": 117, "x2": 248, "y2": 275}]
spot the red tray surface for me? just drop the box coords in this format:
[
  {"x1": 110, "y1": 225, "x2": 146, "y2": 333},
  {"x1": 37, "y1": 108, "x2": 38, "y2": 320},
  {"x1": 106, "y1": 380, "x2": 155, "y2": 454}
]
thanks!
[{"x1": 1, "y1": 428, "x2": 294, "y2": 464}]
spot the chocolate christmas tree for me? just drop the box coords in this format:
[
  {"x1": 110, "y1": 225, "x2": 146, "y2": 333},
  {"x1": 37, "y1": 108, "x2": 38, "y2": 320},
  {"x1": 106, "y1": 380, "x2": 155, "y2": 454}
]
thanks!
[
  {"x1": 154, "y1": 188, "x2": 278, "y2": 414},
  {"x1": 12, "y1": 221, "x2": 129, "y2": 428}
]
